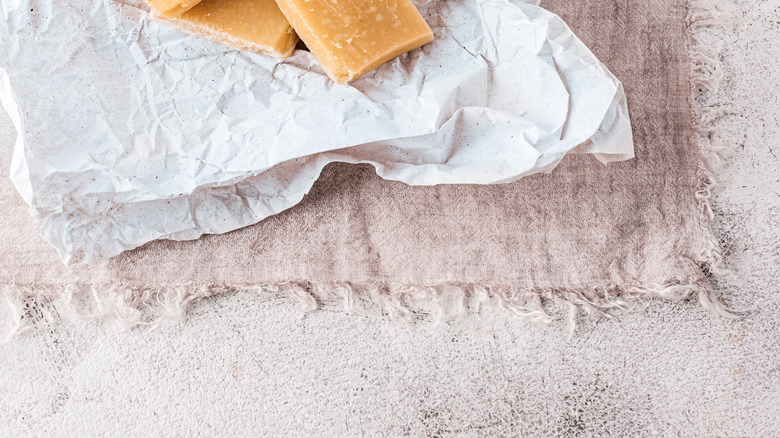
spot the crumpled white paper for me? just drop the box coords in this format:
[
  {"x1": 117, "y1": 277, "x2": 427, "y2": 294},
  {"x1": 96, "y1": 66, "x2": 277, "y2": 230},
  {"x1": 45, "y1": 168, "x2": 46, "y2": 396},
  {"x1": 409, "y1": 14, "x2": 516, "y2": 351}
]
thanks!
[{"x1": 0, "y1": 0, "x2": 633, "y2": 264}]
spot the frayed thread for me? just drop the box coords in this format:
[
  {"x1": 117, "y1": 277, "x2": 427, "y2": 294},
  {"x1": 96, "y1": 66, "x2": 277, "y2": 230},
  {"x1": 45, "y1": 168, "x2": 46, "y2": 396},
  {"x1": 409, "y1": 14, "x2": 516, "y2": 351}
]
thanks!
[
  {"x1": 686, "y1": 0, "x2": 737, "y2": 312},
  {"x1": 1, "y1": 279, "x2": 735, "y2": 341},
  {"x1": 0, "y1": 283, "x2": 236, "y2": 342}
]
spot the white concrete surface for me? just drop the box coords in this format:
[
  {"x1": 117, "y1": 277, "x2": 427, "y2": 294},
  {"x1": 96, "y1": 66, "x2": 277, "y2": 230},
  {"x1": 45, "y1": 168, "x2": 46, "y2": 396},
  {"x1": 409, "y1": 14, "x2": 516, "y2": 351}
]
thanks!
[{"x1": 1, "y1": 0, "x2": 779, "y2": 435}]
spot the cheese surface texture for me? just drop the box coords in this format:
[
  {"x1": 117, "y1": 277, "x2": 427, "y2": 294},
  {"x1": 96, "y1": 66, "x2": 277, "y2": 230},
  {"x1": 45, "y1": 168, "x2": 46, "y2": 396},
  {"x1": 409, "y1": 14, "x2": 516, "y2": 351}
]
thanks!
[
  {"x1": 274, "y1": 0, "x2": 433, "y2": 83},
  {"x1": 144, "y1": 0, "x2": 203, "y2": 18},
  {"x1": 155, "y1": 0, "x2": 299, "y2": 59}
]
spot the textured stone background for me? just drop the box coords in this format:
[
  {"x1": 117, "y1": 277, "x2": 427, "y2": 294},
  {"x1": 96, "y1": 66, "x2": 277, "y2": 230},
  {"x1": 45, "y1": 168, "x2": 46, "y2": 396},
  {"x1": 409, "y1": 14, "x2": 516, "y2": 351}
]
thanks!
[{"x1": 1, "y1": 0, "x2": 779, "y2": 435}]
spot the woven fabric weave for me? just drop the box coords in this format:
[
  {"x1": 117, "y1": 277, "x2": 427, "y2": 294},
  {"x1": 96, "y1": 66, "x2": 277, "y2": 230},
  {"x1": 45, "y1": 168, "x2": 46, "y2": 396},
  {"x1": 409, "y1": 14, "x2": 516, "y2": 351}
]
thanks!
[{"x1": 0, "y1": 0, "x2": 727, "y2": 327}]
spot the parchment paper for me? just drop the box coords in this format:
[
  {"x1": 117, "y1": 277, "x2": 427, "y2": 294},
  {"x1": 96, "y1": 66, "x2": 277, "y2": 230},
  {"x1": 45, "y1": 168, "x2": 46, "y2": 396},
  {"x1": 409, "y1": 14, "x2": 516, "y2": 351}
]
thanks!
[{"x1": 0, "y1": 0, "x2": 633, "y2": 264}]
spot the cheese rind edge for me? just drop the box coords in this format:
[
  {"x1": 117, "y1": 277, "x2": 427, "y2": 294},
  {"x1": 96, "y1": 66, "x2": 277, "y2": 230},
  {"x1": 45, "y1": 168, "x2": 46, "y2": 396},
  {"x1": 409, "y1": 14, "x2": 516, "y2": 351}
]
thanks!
[
  {"x1": 274, "y1": 0, "x2": 434, "y2": 83},
  {"x1": 144, "y1": 0, "x2": 203, "y2": 18},
  {"x1": 153, "y1": 0, "x2": 299, "y2": 59}
]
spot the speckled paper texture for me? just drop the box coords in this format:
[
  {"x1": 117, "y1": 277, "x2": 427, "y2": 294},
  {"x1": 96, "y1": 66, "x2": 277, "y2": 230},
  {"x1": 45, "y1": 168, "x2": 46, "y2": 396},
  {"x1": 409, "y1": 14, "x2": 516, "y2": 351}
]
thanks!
[{"x1": 0, "y1": 0, "x2": 632, "y2": 264}]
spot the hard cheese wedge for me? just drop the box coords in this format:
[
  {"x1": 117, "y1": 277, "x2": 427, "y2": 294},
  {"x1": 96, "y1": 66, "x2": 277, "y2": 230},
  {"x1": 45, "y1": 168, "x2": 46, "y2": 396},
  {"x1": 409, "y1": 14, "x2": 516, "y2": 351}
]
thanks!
[
  {"x1": 153, "y1": 0, "x2": 299, "y2": 59},
  {"x1": 144, "y1": 0, "x2": 203, "y2": 18},
  {"x1": 274, "y1": 0, "x2": 434, "y2": 83}
]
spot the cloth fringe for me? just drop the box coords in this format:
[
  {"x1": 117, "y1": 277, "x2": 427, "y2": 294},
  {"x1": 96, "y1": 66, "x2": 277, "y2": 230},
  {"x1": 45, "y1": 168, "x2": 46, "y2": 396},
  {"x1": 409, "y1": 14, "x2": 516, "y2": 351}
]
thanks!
[
  {"x1": 687, "y1": 0, "x2": 736, "y2": 316},
  {"x1": 0, "y1": 279, "x2": 730, "y2": 342},
  {"x1": 0, "y1": 0, "x2": 737, "y2": 341}
]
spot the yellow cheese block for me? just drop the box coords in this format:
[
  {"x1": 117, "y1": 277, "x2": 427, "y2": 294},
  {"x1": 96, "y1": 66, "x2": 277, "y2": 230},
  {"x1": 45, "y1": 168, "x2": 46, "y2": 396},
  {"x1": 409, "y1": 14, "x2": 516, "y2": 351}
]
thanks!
[
  {"x1": 144, "y1": 0, "x2": 203, "y2": 18},
  {"x1": 154, "y1": 0, "x2": 299, "y2": 59},
  {"x1": 274, "y1": 0, "x2": 434, "y2": 83}
]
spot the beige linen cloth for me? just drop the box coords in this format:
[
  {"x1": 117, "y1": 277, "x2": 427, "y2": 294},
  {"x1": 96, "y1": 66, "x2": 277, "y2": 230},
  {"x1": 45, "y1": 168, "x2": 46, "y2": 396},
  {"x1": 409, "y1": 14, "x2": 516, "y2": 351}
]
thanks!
[{"x1": 0, "y1": 0, "x2": 731, "y2": 330}]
